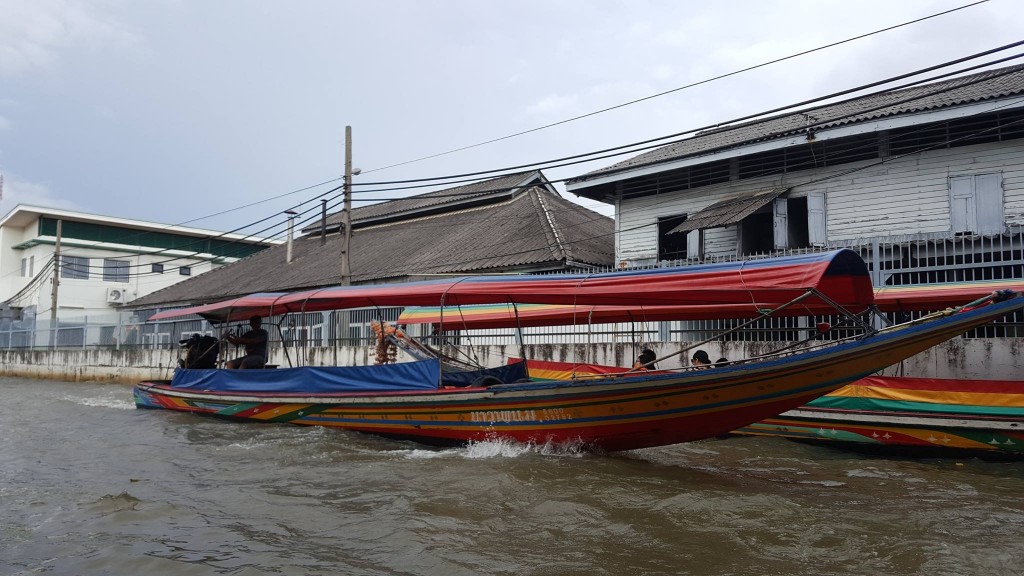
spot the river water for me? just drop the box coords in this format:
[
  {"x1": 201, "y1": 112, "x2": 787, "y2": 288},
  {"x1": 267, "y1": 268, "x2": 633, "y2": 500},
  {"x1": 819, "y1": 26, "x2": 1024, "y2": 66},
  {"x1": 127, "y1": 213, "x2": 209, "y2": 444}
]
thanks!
[{"x1": 2, "y1": 376, "x2": 1023, "y2": 576}]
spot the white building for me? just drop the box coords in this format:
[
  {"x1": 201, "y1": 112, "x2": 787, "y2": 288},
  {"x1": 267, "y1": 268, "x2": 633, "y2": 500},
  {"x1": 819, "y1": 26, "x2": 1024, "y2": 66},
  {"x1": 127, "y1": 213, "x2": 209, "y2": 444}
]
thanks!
[
  {"x1": 0, "y1": 205, "x2": 280, "y2": 341},
  {"x1": 566, "y1": 65, "x2": 1024, "y2": 274}
]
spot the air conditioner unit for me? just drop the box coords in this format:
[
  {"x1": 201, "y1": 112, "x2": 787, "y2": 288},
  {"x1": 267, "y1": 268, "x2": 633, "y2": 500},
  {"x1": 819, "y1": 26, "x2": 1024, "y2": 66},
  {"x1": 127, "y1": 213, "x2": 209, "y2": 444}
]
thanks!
[{"x1": 106, "y1": 288, "x2": 128, "y2": 305}]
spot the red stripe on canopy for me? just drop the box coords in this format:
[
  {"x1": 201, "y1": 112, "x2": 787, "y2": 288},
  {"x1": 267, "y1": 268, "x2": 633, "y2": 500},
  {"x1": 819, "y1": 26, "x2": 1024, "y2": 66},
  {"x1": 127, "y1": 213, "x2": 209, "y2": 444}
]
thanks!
[{"x1": 873, "y1": 279, "x2": 1024, "y2": 312}]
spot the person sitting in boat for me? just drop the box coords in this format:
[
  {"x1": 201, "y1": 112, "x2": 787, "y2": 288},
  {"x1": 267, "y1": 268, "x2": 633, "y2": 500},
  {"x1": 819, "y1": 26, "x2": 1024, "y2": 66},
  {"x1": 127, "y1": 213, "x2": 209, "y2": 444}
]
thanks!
[
  {"x1": 715, "y1": 357, "x2": 729, "y2": 368},
  {"x1": 633, "y1": 349, "x2": 658, "y2": 370},
  {"x1": 225, "y1": 315, "x2": 269, "y2": 369},
  {"x1": 691, "y1": 349, "x2": 712, "y2": 369}
]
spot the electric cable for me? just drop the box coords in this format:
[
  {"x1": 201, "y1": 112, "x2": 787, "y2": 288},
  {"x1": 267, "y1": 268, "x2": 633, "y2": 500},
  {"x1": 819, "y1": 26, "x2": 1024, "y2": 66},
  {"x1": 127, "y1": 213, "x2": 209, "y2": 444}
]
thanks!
[
  {"x1": 359, "y1": 0, "x2": 992, "y2": 175},
  {"x1": 345, "y1": 53, "x2": 1024, "y2": 204},
  {"x1": 345, "y1": 47, "x2": 1024, "y2": 193},
  {"x1": 343, "y1": 101, "x2": 1024, "y2": 280}
]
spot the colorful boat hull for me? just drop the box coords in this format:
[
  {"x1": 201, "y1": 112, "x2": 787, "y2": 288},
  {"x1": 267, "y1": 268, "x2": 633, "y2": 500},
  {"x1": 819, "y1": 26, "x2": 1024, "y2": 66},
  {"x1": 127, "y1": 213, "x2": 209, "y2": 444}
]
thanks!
[
  {"x1": 134, "y1": 297, "x2": 1023, "y2": 451},
  {"x1": 734, "y1": 376, "x2": 1024, "y2": 455}
]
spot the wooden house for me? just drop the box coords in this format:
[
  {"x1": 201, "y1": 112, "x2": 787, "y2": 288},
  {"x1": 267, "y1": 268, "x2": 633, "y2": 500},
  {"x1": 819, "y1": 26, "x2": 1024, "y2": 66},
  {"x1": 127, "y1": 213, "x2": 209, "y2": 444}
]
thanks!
[{"x1": 565, "y1": 64, "x2": 1024, "y2": 281}]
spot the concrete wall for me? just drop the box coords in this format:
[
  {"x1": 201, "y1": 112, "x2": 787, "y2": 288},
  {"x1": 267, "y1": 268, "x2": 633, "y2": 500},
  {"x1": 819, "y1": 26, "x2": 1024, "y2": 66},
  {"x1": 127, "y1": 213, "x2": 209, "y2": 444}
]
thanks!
[{"x1": 2, "y1": 338, "x2": 1021, "y2": 383}]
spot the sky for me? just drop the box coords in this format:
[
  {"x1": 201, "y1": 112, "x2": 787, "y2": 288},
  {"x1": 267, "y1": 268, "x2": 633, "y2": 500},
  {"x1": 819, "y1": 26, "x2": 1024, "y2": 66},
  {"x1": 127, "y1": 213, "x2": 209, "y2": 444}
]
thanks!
[{"x1": 1, "y1": 0, "x2": 1023, "y2": 240}]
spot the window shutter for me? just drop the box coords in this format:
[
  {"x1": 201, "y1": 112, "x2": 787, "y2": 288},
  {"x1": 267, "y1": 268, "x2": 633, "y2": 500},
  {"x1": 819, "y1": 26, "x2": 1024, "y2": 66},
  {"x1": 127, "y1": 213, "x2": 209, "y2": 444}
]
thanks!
[
  {"x1": 949, "y1": 175, "x2": 976, "y2": 234},
  {"x1": 773, "y1": 198, "x2": 789, "y2": 250},
  {"x1": 974, "y1": 173, "x2": 1004, "y2": 235},
  {"x1": 807, "y1": 192, "x2": 826, "y2": 246},
  {"x1": 686, "y1": 229, "x2": 701, "y2": 259}
]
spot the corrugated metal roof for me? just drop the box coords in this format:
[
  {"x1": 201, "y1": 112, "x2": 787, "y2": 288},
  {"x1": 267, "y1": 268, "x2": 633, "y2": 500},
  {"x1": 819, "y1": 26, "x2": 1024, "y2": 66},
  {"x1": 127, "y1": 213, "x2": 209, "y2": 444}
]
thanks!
[
  {"x1": 669, "y1": 187, "x2": 788, "y2": 234},
  {"x1": 132, "y1": 188, "x2": 614, "y2": 308},
  {"x1": 302, "y1": 171, "x2": 543, "y2": 234},
  {"x1": 570, "y1": 64, "x2": 1024, "y2": 185}
]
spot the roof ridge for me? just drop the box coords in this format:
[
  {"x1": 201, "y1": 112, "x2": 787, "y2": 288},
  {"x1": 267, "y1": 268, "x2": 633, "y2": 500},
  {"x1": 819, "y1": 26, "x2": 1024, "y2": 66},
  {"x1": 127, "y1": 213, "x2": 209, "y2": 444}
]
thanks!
[
  {"x1": 303, "y1": 170, "x2": 543, "y2": 234},
  {"x1": 526, "y1": 187, "x2": 568, "y2": 263},
  {"x1": 572, "y1": 63, "x2": 1024, "y2": 184},
  {"x1": 692, "y1": 63, "x2": 1024, "y2": 140}
]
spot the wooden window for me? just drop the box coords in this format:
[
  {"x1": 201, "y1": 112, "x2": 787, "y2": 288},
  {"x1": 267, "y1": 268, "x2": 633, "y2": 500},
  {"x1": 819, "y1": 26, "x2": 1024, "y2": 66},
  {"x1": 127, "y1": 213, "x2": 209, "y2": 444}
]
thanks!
[
  {"x1": 807, "y1": 192, "x2": 826, "y2": 246},
  {"x1": 950, "y1": 173, "x2": 1004, "y2": 236},
  {"x1": 657, "y1": 215, "x2": 688, "y2": 262}
]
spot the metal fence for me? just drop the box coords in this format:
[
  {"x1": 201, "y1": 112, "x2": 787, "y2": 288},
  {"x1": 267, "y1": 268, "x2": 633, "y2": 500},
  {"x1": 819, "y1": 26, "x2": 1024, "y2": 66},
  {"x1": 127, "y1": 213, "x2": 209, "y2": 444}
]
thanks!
[{"x1": 2, "y1": 231, "x2": 1022, "y2": 351}]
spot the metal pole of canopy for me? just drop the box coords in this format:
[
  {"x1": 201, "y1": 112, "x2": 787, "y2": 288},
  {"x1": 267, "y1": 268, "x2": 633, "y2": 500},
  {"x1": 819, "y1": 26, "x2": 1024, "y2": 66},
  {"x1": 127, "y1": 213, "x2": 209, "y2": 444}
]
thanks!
[
  {"x1": 437, "y1": 292, "x2": 445, "y2": 389},
  {"x1": 511, "y1": 302, "x2": 526, "y2": 362},
  {"x1": 276, "y1": 314, "x2": 294, "y2": 368},
  {"x1": 810, "y1": 288, "x2": 875, "y2": 334},
  {"x1": 630, "y1": 320, "x2": 637, "y2": 364}
]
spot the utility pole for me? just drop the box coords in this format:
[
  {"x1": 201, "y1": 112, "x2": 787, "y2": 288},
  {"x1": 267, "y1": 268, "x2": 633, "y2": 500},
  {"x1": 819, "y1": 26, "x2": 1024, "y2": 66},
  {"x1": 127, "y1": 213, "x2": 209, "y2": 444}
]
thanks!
[
  {"x1": 285, "y1": 210, "x2": 297, "y2": 263},
  {"x1": 341, "y1": 125, "x2": 353, "y2": 286},
  {"x1": 49, "y1": 219, "x2": 62, "y2": 348}
]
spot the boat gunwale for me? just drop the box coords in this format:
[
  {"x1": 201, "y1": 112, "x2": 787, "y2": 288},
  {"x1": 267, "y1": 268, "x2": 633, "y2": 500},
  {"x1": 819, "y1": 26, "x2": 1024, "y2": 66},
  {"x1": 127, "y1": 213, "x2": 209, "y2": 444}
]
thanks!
[{"x1": 774, "y1": 408, "x2": 1024, "y2": 430}]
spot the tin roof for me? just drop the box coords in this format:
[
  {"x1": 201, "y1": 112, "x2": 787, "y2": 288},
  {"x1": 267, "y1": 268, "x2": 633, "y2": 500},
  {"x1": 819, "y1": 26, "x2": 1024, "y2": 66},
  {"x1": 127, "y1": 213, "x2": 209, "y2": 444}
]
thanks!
[
  {"x1": 131, "y1": 187, "x2": 614, "y2": 308},
  {"x1": 569, "y1": 64, "x2": 1024, "y2": 187},
  {"x1": 669, "y1": 187, "x2": 789, "y2": 234}
]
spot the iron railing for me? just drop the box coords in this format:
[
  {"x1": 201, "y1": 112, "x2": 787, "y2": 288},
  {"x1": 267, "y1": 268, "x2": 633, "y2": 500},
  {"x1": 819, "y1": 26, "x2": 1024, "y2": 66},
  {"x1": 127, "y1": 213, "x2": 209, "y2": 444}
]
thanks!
[{"x1": 2, "y1": 231, "x2": 1021, "y2": 351}]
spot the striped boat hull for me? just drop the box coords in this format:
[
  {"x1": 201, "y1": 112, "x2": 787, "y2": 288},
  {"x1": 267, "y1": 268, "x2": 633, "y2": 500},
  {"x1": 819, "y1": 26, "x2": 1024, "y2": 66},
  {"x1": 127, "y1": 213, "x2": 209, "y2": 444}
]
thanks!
[{"x1": 734, "y1": 375, "x2": 1024, "y2": 455}]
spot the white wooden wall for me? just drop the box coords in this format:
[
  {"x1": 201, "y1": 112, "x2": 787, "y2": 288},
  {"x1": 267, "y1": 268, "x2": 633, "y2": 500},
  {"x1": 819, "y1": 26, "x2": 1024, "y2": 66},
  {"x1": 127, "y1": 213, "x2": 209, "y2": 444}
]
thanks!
[{"x1": 616, "y1": 140, "x2": 1024, "y2": 263}]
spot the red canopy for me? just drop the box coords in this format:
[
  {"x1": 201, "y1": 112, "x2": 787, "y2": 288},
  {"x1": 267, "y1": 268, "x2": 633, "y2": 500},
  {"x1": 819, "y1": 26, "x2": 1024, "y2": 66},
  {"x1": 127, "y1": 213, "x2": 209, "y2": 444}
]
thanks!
[
  {"x1": 148, "y1": 250, "x2": 873, "y2": 323},
  {"x1": 873, "y1": 279, "x2": 1024, "y2": 312},
  {"x1": 148, "y1": 293, "x2": 288, "y2": 322},
  {"x1": 394, "y1": 279, "x2": 1024, "y2": 329}
]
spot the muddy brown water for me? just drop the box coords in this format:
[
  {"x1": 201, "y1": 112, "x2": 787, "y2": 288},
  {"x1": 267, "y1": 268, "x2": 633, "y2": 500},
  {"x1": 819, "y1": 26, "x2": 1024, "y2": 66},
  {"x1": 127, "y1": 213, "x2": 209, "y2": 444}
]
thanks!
[{"x1": 2, "y1": 376, "x2": 1023, "y2": 575}]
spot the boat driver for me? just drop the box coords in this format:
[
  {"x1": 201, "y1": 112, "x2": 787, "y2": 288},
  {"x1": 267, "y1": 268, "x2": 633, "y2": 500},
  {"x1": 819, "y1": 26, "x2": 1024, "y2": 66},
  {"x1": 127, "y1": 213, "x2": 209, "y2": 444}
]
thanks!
[{"x1": 225, "y1": 315, "x2": 269, "y2": 369}]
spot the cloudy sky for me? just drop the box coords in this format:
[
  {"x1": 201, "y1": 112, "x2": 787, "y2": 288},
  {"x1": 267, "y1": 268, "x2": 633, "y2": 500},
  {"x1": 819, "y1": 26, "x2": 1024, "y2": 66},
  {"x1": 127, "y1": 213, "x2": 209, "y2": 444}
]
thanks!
[{"x1": 1, "y1": 0, "x2": 1022, "y2": 238}]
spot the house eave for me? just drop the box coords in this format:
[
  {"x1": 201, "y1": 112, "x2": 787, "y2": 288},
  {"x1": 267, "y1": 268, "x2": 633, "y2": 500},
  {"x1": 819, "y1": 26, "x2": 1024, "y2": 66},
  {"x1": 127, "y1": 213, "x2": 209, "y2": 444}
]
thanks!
[{"x1": 566, "y1": 98, "x2": 1024, "y2": 200}]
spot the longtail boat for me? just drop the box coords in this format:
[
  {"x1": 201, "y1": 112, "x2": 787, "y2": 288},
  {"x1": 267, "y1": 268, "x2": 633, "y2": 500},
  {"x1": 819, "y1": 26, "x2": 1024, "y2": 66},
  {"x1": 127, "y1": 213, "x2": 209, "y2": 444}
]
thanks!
[
  {"x1": 513, "y1": 360, "x2": 1024, "y2": 456},
  {"x1": 399, "y1": 277, "x2": 1024, "y2": 455},
  {"x1": 134, "y1": 250, "x2": 1024, "y2": 452}
]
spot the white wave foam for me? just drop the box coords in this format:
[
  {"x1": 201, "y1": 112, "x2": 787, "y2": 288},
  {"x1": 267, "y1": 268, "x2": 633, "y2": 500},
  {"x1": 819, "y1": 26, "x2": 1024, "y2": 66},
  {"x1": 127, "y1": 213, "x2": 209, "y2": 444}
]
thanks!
[
  {"x1": 63, "y1": 394, "x2": 135, "y2": 410},
  {"x1": 796, "y1": 479, "x2": 846, "y2": 487},
  {"x1": 399, "y1": 448, "x2": 456, "y2": 459},
  {"x1": 464, "y1": 438, "x2": 536, "y2": 458},
  {"x1": 846, "y1": 467, "x2": 910, "y2": 479},
  {"x1": 397, "y1": 437, "x2": 589, "y2": 460}
]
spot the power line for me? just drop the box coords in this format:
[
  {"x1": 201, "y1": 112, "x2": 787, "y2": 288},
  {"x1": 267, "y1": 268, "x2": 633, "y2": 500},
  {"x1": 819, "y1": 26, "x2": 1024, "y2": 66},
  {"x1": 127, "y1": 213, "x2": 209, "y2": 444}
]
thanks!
[
  {"x1": 30, "y1": 2, "x2": 990, "y2": 262},
  {"x1": 359, "y1": 0, "x2": 992, "y2": 175},
  {"x1": 134, "y1": 63, "x2": 1023, "y2": 285},
  {"x1": 67, "y1": 189, "x2": 351, "y2": 278},
  {"x1": 18, "y1": 41, "x2": 1022, "y2": 301},
  {"x1": 343, "y1": 99, "x2": 1024, "y2": 280},
  {"x1": 342, "y1": 52, "x2": 1024, "y2": 208},
  {"x1": 347, "y1": 45, "x2": 1024, "y2": 192},
  {"x1": 20, "y1": 52, "x2": 1023, "y2": 290},
  {"x1": 50, "y1": 183, "x2": 345, "y2": 274}
]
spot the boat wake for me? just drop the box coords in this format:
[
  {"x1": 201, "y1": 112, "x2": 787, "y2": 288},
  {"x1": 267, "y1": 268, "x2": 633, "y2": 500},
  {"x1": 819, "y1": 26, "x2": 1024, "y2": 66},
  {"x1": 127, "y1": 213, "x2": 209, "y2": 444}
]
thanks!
[
  {"x1": 397, "y1": 437, "x2": 591, "y2": 460},
  {"x1": 62, "y1": 392, "x2": 135, "y2": 411}
]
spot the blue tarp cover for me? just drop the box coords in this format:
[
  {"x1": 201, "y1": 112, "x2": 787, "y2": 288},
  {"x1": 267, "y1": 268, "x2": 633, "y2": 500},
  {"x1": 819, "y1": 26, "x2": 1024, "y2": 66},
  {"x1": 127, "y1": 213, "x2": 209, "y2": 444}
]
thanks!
[{"x1": 171, "y1": 359, "x2": 443, "y2": 393}]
